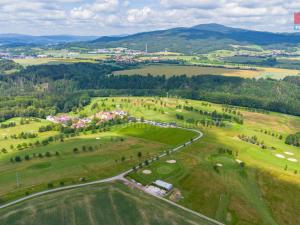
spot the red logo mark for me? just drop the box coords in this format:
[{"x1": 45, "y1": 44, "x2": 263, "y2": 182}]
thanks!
[{"x1": 294, "y1": 12, "x2": 300, "y2": 25}]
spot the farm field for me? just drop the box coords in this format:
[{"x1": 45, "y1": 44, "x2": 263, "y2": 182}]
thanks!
[
  {"x1": 0, "y1": 182, "x2": 214, "y2": 225},
  {"x1": 13, "y1": 57, "x2": 97, "y2": 66},
  {"x1": 113, "y1": 64, "x2": 300, "y2": 79},
  {"x1": 75, "y1": 97, "x2": 300, "y2": 225}
]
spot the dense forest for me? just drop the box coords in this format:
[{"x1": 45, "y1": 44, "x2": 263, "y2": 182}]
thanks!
[{"x1": 2, "y1": 62, "x2": 300, "y2": 121}]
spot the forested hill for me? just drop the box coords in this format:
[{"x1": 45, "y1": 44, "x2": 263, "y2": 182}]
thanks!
[
  {"x1": 2, "y1": 63, "x2": 300, "y2": 120},
  {"x1": 76, "y1": 23, "x2": 300, "y2": 53}
]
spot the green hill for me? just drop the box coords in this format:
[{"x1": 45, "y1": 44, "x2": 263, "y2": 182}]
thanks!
[{"x1": 84, "y1": 24, "x2": 300, "y2": 54}]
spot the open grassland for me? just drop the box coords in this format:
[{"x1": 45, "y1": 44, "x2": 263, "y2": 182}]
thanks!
[
  {"x1": 13, "y1": 58, "x2": 96, "y2": 66},
  {"x1": 0, "y1": 182, "x2": 214, "y2": 225},
  {"x1": 117, "y1": 124, "x2": 197, "y2": 146},
  {"x1": 113, "y1": 64, "x2": 300, "y2": 79},
  {"x1": 113, "y1": 64, "x2": 261, "y2": 78},
  {"x1": 76, "y1": 97, "x2": 300, "y2": 225},
  {"x1": 0, "y1": 122, "x2": 194, "y2": 203},
  {"x1": 0, "y1": 117, "x2": 58, "y2": 150}
]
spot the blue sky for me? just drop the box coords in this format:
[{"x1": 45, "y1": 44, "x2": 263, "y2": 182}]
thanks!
[{"x1": 0, "y1": 0, "x2": 299, "y2": 36}]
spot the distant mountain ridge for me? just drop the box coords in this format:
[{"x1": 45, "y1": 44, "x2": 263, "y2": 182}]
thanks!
[
  {"x1": 87, "y1": 23, "x2": 300, "y2": 53},
  {"x1": 0, "y1": 34, "x2": 97, "y2": 46}
]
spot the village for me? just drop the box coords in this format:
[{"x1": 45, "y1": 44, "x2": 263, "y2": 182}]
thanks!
[{"x1": 46, "y1": 110, "x2": 128, "y2": 129}]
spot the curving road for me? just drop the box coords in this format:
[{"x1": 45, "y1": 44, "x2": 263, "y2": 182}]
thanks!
[{"x1": 0, "y1": 122, "x2": 223, "y2": 225}]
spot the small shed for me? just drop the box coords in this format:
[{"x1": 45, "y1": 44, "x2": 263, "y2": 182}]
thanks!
[{"x1": 153, "y1": 180, "x2": 173, "y2": 191}]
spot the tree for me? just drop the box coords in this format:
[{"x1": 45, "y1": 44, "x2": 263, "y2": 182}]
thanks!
[
  {"x1": 137, "y1": 152, "x2": 142, "y2": 158},
  {"x1": 144, "y1": 160, "x2": 149, "y2": 166},
  {"x1": 73, "y1": 148, "x2": 79, "y2": 153},
  {"x1": 15, "y1": 156, "x2": 22, "y2": 162}
]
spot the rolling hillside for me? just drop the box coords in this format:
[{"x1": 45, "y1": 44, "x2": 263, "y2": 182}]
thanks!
[{"x1": 86, "y1": 24, "x2": 300, "y2": 53}]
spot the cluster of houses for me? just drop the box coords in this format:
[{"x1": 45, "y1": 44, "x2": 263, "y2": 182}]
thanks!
[
  {"x1": 46, "y1": 115, "x2": 91, "y2": 129},
  {"x1": 46, "y1": 110, "x2": 127, "y2": 129},
  {"x1": 93, "y1": 110, "x2": 127, "y2": 122}
]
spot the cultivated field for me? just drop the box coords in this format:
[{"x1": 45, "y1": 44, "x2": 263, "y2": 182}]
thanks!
[
  {"x1": 113, "y1": 64, "x2": 300, "y2": 79},
  {"x1": 13, "y1": 58, "x2": 97, "y2": 66},
  {"x1": 0, "y1": 182, "x2": 214, "y2": 225}
]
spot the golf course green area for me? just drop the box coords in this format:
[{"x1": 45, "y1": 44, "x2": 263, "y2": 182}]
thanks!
[
  {"x1": 1, "y1": 96, "x2": 300, "y2": 225},
  {"x1": 117, "y1": 124, "x2": 197, "y2": 146},
  {"x1": 0, "y1": 120, "x2": 195, "y2": 203},
  {"x1": 74, "y1": 97, "x2": 300, "y2": 225},
  {"x1": 0, "y1": 182, "x2": 214, "y2": 225},
  {"x1": 0, "y1": 117, "x2": 59, "y2": 150}
]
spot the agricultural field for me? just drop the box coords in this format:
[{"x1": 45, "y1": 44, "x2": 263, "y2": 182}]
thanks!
[
  {"x1": 74, "y1": 97, "x2": 300, "y2": 225},
  {"x1": 13, "y1": 58, "x2": 96, "y2": 66},
  {"x1": 113, "y1": 64, "x2": 300, "y2": 79},
  {"x1": 0, "y1": 182, "x2": 214, "y2": 225}
]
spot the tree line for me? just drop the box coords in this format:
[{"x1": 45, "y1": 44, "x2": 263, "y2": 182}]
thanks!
[{"x1": 2, "y1": 62, "x2": 300, "y2": 120}]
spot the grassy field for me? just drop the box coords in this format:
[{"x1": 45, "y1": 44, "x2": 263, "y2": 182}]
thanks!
[
  {"x1": 0, "y1": 182, "x2": 214, "y2": 225},
  {"x1": 75, "y1": 97, "x2": 300, "y2": 225},
  {"x1": 0, "y1": 120, "x2": 195, "y2": 203},
  {"x1": 13, "y1": 58, "x2": 97, "y2": 66},
  {"x1": 117, "y1": 124, "x2": 197, "y2": 146},
  {"x1": 113, "y1": 64, "x2": 300, "y2": 79},
  {"x1": 0, "y1": 117, "x2": 58, "y2": 150},
  {"x1": 1, "y1": 97, "x2": 300, "y2": 224}
]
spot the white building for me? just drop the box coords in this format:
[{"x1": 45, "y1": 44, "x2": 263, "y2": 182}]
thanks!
[{"x1": 153, "y1": 180, "x2": 173, "y2": 191}]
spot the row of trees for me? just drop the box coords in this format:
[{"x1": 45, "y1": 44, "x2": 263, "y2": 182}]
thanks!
[{"x1": 10, "y1": 151, "x2": 60, "y2": 163}]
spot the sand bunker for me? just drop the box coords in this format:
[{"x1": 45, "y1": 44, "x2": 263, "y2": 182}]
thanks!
[
  {"x1": 166, "y1": 160, "x2": 177, "y2": 164},
  {"x1": 287, "y1": 158, "x2": 298, "y2": 163},
  {"x1": 235, "y1": 159, "x2": 243, "y2": 164},
  {"x1": 275, "y1": 154, "x2": 285, "y2": 159},
  {"x1": 216, "y1": 163, "x2": 223, "y2": 167},
  {"x1": 96, "y1": 137, "x2": 100, "y2": 140},
  {"x1": 142, "y1": 170, "x2": 152, "y2": 174},
  {"x1": 284, "y1": 152, "x2": 294, "y2": 156}
]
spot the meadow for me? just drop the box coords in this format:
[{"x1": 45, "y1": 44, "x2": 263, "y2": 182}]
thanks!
[
  {"x1": 13, "y1": 55, "x2": 108, "y2": 66},
  {"x1": 0, "y1": 118, "x2": 195, "y2": 203},
  {"x1": 113, "y1": 64, "x2": 300, "y2": 79},
  {"x1": 0, "y1": 182, "x2": 214, "y2": 225},
  {"x1": 76, "y1": 97, "x2": 300, "y2": 225}
]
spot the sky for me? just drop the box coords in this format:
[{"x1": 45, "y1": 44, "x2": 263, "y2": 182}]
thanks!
[{"x1": 0, "y1": 0, "x2": 300, "y2": 36}]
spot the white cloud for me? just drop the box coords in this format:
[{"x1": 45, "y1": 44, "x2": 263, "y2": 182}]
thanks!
[
  {"x1": 0, "y1": 0, "x2": 299, "y2": 35},
  {"x1": 160, "y1": 0, "x2": 223, "y2": 9}
]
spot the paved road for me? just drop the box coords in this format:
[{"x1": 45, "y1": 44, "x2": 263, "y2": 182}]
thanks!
[{"x1": 0, "y1": 122, "x2": 223, "y2": 225}]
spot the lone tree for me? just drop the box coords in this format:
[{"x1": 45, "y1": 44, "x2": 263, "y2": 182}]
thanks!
[
  {"x1": 15, "y1": 156, "x2": 22, "y2": 162},
  {"x1": 137, "y1": 152, "x2": 142, "y2": 158},
  {"x1": 73, "y1": 148, "x2": 79, "y2": 153}
]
